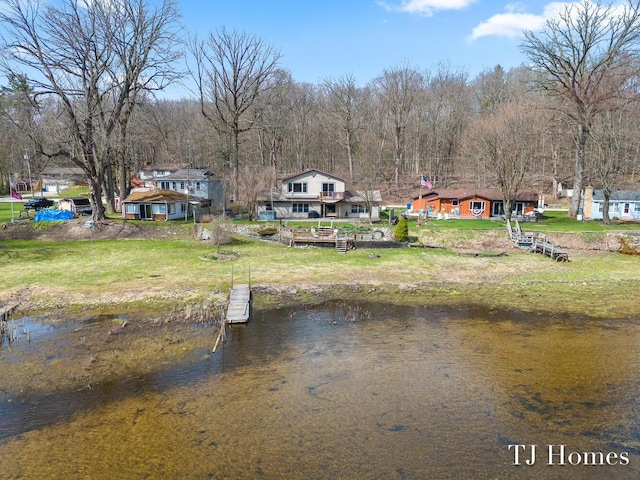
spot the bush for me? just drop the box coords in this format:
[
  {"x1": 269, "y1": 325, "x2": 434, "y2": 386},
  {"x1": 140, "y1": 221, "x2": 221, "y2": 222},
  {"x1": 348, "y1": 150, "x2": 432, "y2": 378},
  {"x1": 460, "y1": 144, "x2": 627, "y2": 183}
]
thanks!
[
  {"x1": 257, "y1": 226, "x2": 278, "y2": 236},
  {"x1": 394, "y1": 216, "x2": 409, "y2": 242}
]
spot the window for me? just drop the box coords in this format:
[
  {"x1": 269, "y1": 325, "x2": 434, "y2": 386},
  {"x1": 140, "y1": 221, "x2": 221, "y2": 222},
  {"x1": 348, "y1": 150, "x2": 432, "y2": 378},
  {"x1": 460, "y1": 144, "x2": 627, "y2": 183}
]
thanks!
[
  {"x1": 635, "y1": 203, "x2": 640, "y2": 212},
  {"x1": 292, "y1": 203, "x2": 309, "y2": 213},
  {"x1": 598, "y1": 203, "x2": 604, "y2": 212},
  {"x1": 322, "y1": 183, "x2": 335, "y2": 197},
  {"x1": 288, "y1": 182, "x2": 307, "y2": 193},
  {"x1": 452, "y1": 200, "x2": 459, "y2": 206},
  {"x1": 196, "y1": 182, "x2": 201, "y2": 190},
  {"x1": 160, "y1": 181, "x2": 169, "y2": 189},
  {"x1": 168, "y1": 203, "x2": 176, "y2": 215},
  {"x1": 180, "y1": 181, "x2": 185, "y2": 190},
  {"x1": 172, "y1": 182, "x2": 176, "y2": 190},
  {"x1": 351, "y1": 204, "x2": 367, "y2": 214},
  {"x1": 470, "y1": 201, "x2": 486, "y2": 216},
  {"x1": 125, "y1": 204, "x2": 137, "y2": 214},
  {"x1": 152, "y1": 204, "x2": 166, "y2": 214},
  {"x1": 624, "y1": 203, "x2": 630, "y2": 214}
]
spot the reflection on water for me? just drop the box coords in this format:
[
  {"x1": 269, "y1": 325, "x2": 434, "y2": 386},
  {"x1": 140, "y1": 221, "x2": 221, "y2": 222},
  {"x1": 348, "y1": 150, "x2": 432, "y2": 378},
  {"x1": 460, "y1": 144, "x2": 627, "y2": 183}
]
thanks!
[{"x1": 0, "y1": 302, "x2": 639, "y2": 479}]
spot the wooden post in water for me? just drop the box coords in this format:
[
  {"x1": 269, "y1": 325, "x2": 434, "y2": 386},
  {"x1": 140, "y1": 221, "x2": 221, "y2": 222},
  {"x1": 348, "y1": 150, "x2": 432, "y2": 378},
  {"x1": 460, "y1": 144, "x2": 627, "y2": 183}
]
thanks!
[{"x1": 212, "y1": 306, "x2": 226, "y2": 353}]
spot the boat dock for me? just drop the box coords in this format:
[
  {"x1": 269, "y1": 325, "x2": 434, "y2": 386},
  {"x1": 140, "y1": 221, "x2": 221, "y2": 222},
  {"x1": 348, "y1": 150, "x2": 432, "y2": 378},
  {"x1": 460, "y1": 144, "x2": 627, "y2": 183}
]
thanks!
[
  {"x1": 226, "y1": 267, "x2": 252, "y2": 324},
  {"x1": 226, "y1": 284, "x2": 251, "y2": 323}
]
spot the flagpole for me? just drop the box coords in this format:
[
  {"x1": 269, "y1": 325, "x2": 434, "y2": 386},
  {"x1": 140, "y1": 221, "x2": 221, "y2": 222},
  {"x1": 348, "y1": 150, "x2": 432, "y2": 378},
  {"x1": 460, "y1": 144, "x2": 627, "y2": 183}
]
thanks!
[{"x1": 11, "y1": 197, "x2": 15, "y2": 223}]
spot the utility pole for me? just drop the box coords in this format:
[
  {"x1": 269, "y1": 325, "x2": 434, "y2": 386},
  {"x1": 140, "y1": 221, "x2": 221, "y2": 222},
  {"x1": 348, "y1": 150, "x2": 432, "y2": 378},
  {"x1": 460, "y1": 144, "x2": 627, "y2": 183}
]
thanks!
[{"x1": 24, "y1": 152, "x2": 34, "y2": 198}]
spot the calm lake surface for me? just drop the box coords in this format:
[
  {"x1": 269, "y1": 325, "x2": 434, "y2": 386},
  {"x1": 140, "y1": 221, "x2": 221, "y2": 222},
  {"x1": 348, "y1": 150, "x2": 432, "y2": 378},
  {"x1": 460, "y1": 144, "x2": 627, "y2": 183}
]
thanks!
[{"x1": 1, "y1": 301, "x2": 639, "y2": 479}]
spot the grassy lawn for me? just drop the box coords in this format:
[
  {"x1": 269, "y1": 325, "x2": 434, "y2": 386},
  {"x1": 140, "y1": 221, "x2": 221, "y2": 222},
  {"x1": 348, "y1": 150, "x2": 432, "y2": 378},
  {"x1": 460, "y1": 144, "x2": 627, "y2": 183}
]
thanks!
[
  {"x1": 1, "y1": 214, "x2": 640, "y2": 318},
  {"x1": 2, "y1": 199, "x2": 640, "y2": 318}
]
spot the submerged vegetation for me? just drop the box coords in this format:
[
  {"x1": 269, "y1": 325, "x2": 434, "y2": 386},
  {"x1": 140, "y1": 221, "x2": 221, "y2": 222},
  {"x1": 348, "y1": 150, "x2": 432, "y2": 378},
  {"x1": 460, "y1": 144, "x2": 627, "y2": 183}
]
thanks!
[{"x1": 0, "y1": 211, "x2": 639, "y2": 400}]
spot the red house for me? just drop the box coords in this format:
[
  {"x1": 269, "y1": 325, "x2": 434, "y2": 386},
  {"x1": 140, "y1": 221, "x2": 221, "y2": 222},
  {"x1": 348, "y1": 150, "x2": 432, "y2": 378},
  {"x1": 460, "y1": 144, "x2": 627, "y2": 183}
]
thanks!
[{"x1": 410, "y1": 189, "x2": 539, "y2": 219}]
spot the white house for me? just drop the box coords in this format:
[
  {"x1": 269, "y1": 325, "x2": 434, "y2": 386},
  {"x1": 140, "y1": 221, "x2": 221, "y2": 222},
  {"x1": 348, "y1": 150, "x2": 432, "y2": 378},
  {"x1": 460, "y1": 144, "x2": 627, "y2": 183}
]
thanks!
[
  {"x1": 40, "y1": 166, "x2": 87, "y2": 194},
  {"x1": 256, "y1": 169, "x2": 381, "y2": 221},
  {"x1": 584, "y1": 186, "x2": 640, "y2": 220}
]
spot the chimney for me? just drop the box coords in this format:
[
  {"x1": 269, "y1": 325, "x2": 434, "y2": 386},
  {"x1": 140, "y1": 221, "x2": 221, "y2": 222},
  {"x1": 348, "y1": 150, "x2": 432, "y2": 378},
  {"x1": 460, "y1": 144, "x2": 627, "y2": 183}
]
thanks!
[{"x1": 583, "y1": 186, "x2": 594, "y2": 219}]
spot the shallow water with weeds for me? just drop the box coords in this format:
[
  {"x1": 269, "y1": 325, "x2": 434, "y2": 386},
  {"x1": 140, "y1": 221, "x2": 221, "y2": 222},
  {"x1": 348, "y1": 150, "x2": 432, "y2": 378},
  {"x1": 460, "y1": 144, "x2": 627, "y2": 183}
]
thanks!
[{"x1": 1, "y1": 301, "x2": 639, "y2": 479}]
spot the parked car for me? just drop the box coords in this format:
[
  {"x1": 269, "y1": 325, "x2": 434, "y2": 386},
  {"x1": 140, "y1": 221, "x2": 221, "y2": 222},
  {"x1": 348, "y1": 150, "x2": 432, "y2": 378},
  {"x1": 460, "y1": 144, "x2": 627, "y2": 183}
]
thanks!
[
  {"x1": 24, "y1": 197, "x2": 54, "y2": 212},
  {"x1": 58, "y1": 197, "x2": 92, "y2": 216}
]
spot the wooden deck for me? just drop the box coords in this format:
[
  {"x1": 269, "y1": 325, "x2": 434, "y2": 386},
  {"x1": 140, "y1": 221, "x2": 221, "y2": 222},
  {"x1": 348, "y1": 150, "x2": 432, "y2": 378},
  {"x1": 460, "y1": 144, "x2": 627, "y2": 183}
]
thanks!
[
  {"x1": 226, "y1": 284, "x2": 251, "y2": 324},
  {"x1": 291, "y1": 226, "x2": 349, "y2": 253},
  {"x1": 506, "y1": 219, "x2": 546, "y2": 246},
  {"x1": 528, "y1": 240, "x2": 569, "y2": 262},
  {"x1": 506, "y1": 219, "x2": 569, "y2": 261}
]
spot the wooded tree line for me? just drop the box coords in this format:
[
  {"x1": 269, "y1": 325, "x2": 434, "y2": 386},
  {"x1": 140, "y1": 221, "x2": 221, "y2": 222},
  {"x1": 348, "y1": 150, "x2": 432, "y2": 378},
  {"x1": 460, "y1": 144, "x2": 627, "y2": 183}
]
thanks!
[{"x1": 1, "y1": 0, "x2": 640, "y2": 223}]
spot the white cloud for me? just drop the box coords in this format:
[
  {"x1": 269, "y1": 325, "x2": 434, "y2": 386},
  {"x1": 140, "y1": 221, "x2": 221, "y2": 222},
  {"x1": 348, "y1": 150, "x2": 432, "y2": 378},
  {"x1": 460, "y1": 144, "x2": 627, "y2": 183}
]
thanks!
[
  {"x1": 378, "y1": 0, "x2": 477, "y2": 17},
  {"x1": 469, "y1": 12, "x2": 546, "y2": 40},
  {"x1": 469, "y1": 2, "x2": 576, "y2": 41}
]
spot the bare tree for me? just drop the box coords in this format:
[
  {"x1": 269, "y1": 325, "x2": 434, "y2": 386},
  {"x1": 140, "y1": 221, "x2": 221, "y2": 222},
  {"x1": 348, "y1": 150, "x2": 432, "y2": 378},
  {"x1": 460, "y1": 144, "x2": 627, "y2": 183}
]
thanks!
[
  {"x1": 252, "y1": 69, "x2": 295, "y2": 173},
  {"x1": 422, "y1": 63, "x2": 470, "y2": 185},
  {"x1": 321, "y1": 73, "x2": 365, "y2": 182},
  {"x1": 464, "y1": 100, "x2": 541, "y2": 220},
  {"x1": 0, "y1": 0, "x2": 182, "y2": 221},
  {"x1": 288, "y1": 82, "x2": 318, "y2": 172},
  {"x1": 237, "y1": 165, "x2": 275, "y2": 220},
  {"x1": 372, "y1": 65, "x2": 425, "y2": 186},
  {"x1": 190, "y1": 27, "x2": 281, "y2": 201},
  {"x1": 521, "y1": 0, "x2": 640, "y2": 217},
  {"x1": 589, "y1": 109, "x2": 637, "y2": 224}
]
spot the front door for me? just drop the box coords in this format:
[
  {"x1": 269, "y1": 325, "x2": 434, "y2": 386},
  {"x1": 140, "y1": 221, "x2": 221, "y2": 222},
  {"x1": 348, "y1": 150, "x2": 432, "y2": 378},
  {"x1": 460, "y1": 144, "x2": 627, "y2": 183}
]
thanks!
[
  {"x1": 139, "y1": 204, "x2": 152, "y2": 220},
  {"x1": 325, "y1": 204, "x2": 337, "y2": 217}
]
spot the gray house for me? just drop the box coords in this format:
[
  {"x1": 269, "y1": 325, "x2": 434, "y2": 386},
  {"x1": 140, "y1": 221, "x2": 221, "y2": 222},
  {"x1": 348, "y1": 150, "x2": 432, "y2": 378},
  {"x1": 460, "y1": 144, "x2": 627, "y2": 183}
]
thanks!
[
  {"x1": 152, "y1": 169, "x2": 224, "y2": 208},
  {"x1": 584, "y1": 187, "x2": 640, "y2": 220}
]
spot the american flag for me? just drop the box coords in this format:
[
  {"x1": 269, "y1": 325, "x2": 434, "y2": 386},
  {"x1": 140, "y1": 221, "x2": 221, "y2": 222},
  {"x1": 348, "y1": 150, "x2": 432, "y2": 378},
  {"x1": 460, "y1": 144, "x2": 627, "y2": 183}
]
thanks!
[{"x1": 421, "y1": 176, "x2": 433, "y2": 190}]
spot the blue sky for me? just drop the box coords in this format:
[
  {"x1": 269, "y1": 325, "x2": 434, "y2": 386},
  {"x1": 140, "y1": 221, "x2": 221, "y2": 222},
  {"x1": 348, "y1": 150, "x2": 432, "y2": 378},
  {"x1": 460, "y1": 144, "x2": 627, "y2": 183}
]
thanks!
[{"x1": 178, "y1": 0, "x2": 571, "y2": 86}]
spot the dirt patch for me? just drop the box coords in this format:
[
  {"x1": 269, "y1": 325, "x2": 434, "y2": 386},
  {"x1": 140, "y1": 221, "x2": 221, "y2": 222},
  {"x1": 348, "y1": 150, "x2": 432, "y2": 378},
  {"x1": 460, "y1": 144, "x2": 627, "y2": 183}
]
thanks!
[{"x1": 1, "y1": 218, "x2": 192, "y2": 241}]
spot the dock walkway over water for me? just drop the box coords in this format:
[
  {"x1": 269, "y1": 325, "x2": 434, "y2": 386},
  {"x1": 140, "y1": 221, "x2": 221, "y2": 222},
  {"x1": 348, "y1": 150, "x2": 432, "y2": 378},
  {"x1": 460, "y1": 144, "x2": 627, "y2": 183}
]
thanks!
[
  {"x1": 226, "y1": 284, "x2": 251, "y2": 323},
  {"x1": 226, "y1": 268, "x2": 252, "y2": 324}
]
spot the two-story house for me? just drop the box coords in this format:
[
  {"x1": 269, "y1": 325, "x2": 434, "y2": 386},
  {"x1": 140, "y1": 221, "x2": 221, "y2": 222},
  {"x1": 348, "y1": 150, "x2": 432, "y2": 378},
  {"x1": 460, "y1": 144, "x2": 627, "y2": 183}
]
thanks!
[
  {"x1": 153, "y1": 169, "x2": 224, "y2": 208},
  {"x1": 256, "y1": 169, "x2": 381, "y2": 220}
]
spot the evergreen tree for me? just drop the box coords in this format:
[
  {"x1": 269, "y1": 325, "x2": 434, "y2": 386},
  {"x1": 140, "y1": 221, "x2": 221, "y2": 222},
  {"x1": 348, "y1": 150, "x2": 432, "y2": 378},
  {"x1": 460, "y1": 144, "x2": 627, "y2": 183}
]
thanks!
[{"x1": 394, "y1": 216, "x2": 409, "y2": 242}]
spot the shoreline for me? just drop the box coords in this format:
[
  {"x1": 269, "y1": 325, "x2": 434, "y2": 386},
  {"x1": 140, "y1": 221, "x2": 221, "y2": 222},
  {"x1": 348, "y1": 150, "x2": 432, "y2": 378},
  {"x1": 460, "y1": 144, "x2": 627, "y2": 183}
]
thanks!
[
  {"x1": 6, "y1": 274, "x2": 640, "y2": 321},
  {"x1": 2, "y1": 276, "x2": 639, "y2": 399}
]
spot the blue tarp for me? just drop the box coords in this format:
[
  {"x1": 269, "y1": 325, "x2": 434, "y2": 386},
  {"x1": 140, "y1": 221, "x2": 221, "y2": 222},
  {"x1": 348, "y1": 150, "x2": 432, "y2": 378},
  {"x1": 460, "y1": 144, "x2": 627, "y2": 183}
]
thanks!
[{"x1": 34, "y1": 209, "x2": 75, "y2": 222}]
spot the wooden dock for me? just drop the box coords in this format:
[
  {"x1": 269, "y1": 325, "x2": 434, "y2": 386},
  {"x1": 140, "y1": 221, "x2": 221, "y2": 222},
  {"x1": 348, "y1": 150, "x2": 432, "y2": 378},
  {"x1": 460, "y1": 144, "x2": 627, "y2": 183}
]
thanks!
[
  {"x1": 528, "y1": 240, "x2": 569, "y2": 262},
  {"x1": 506, "y1": 219, "x2": 568, "y2": 261},
  {"x1": 226, "y1": 284, "x2": 251, "y2": 324}
]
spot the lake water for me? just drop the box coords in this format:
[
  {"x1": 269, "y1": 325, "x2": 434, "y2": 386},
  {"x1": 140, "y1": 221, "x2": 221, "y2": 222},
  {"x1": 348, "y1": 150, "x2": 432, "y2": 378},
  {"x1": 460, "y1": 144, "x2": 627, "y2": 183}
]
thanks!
[{"x1": 0, "y1": 301, "x2": 639, "y2": 479}]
